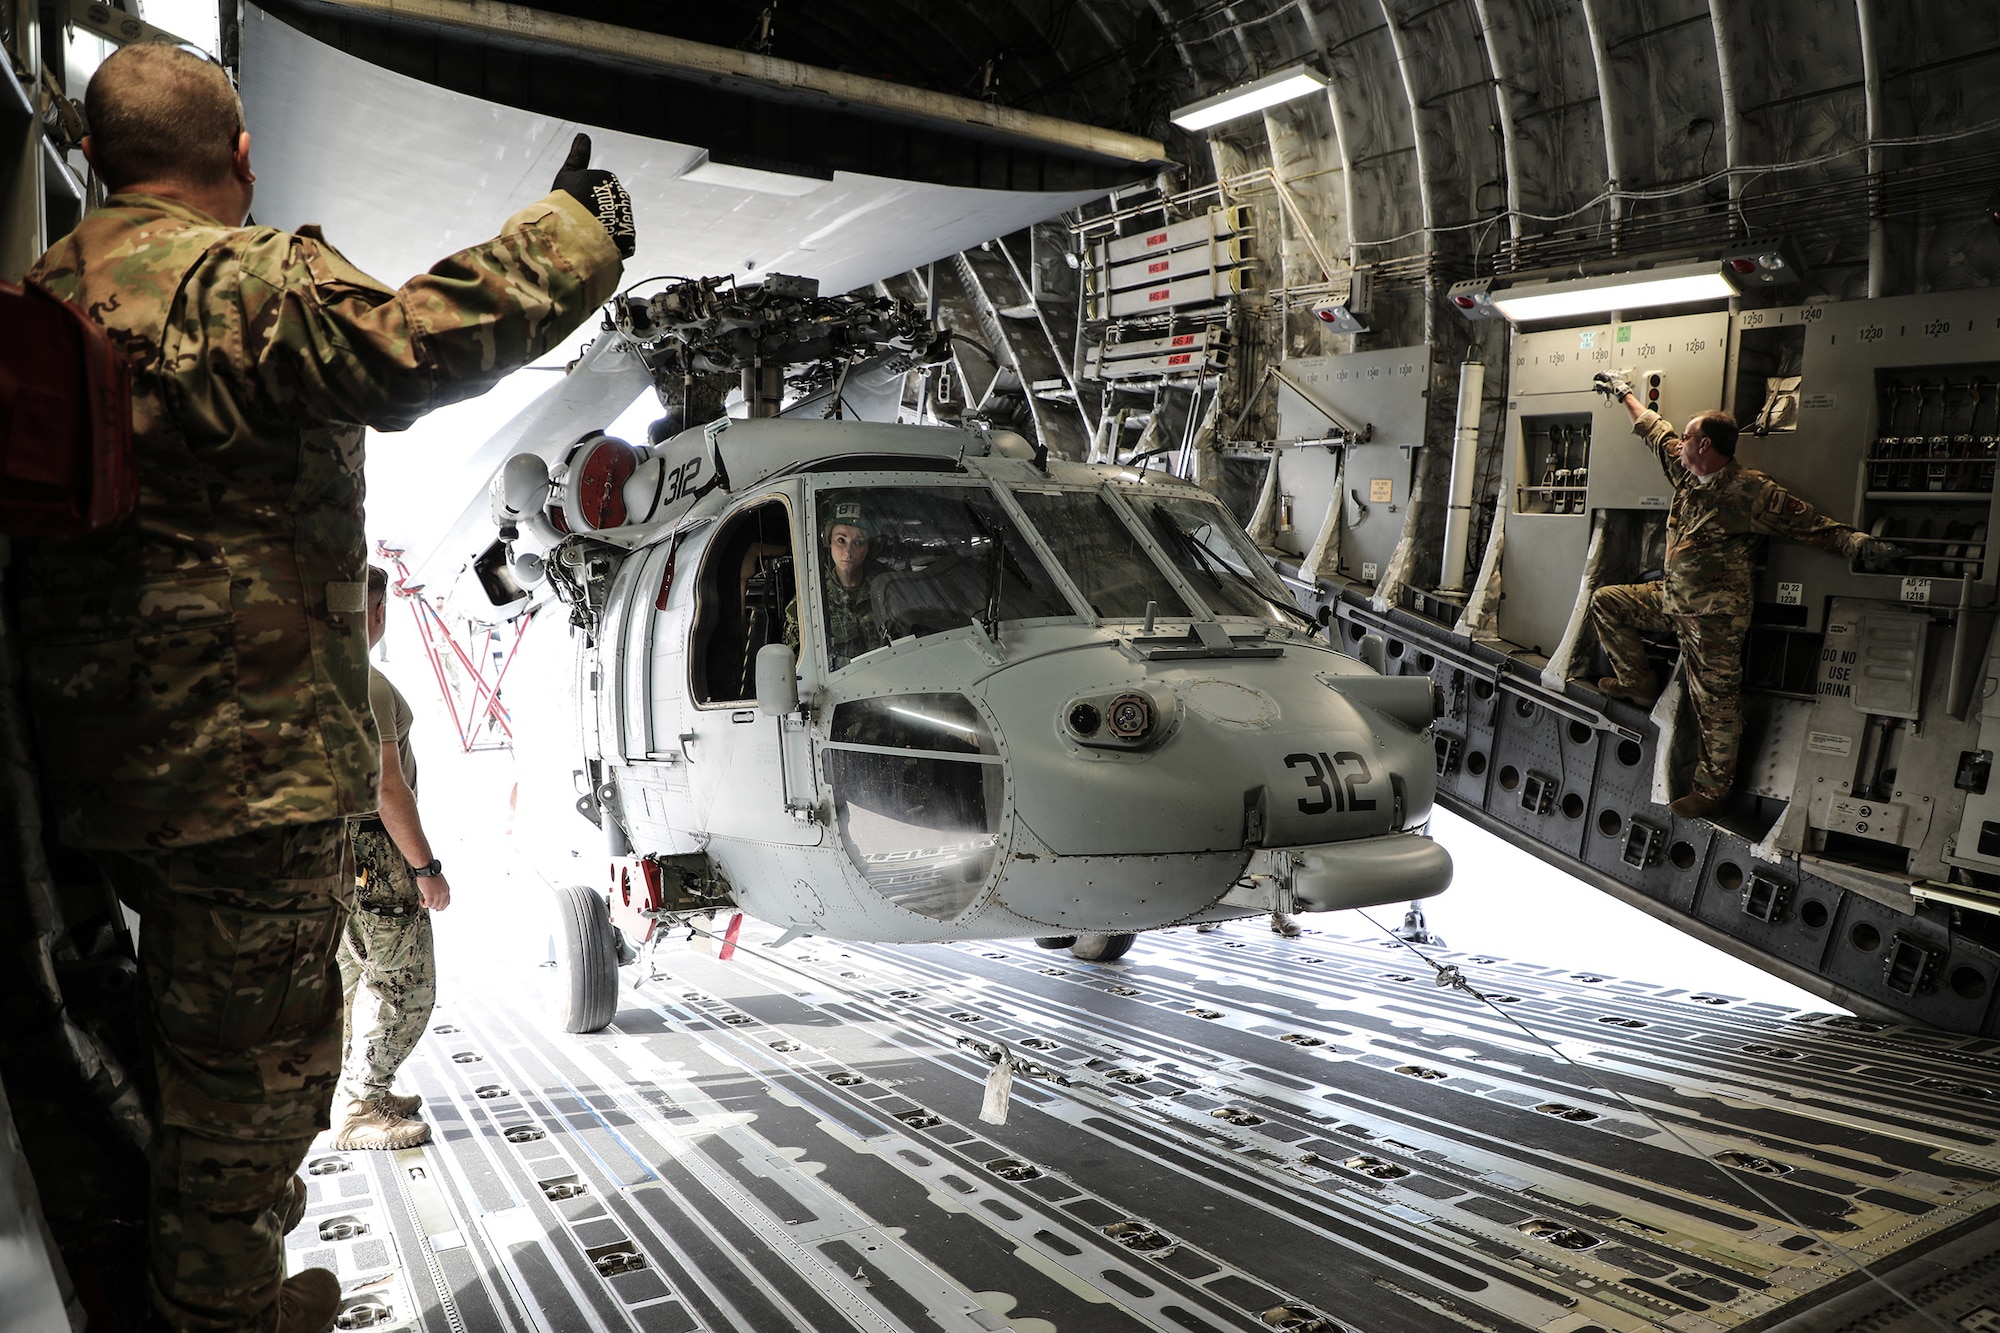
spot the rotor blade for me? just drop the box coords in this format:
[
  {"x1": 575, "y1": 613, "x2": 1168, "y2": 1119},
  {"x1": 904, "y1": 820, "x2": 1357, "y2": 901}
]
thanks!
[{"x1": 407, "y1": 332, "x2": 654, "y2": 588}]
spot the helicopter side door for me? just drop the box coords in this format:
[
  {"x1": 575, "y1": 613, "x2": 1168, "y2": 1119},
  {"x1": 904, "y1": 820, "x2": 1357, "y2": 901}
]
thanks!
[
  {"x1": 681, "y1": 494, "x2": 821, "y2": 846},
  {"x1": 595, "y1": 540, "x2": 703, "y2": 849}
]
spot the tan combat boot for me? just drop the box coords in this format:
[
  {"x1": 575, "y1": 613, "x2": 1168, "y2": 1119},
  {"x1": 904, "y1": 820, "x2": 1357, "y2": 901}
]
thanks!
[
  {"x1": 332, "y1": 1097, "x2": 433, "y2": 1150},
  {"x1": 275, "y1": 1267, "x2": 341, "y2": 1332},
  {"x1": 1669, "y1": 791, "x2": 1726, "y2": 820},
  {"x1": 380, "y1": 1090, "x2": 423, "y2": 1117}
]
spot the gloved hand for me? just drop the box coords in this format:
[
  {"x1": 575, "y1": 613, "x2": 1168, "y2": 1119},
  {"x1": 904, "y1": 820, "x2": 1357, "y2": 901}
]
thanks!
[
  {"x1": 552, "y1": 132, "x2": 636, "y2": 259},
  {"x1": 1593, "y1": 370, "x2": 1634, "y2": 403},
  {"x1": 1857, "y1": 537, "x2": 1908, "y2": 572}
]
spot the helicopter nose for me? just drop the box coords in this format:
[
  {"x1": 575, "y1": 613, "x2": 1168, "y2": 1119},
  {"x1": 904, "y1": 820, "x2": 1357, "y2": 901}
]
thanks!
[
  {"x1": 975, "y1": 659, "x2": 1443, "y2": 934},
  {"x1": 987, "y1": 665, "x2": 1434, "y2": 858}
]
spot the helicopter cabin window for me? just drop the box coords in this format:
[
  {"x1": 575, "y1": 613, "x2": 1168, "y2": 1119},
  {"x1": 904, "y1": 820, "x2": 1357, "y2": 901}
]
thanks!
[
  {"x1": 1118, "y1": 490, "x2": 1294, "y2": 624},
  {"x1": 822, "y1": 693, "x2": 1003, "y2": 921},
  {"x1": 690, "y1": 498, "x2": 798, "y2": 706},
  {"x1": 807, "y1": 486, "x2": 1071, "y2": 671},
  {"x1": 1009, "y1": 489, "x2": 1193, "y2": 620}
]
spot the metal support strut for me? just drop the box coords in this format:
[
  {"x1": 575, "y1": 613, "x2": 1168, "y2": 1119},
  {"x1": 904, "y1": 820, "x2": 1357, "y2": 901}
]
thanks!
[{"x1": 376, "y1": 543, "x2": 537, "y2": 752}]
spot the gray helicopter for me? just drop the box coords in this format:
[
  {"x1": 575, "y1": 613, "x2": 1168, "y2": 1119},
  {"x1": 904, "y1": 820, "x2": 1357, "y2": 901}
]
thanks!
[{"x1": 447, "y1": 275, "x2": 1451, "y2": 1031}]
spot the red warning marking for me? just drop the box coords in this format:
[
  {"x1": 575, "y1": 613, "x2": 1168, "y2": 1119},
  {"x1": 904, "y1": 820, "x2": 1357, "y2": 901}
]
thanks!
[
  {"x1": 1148, "y1": 260, "x2": 1169, "y2": 273},
  {"x1": 719, "y1": 912, "x2": 744, "y2": 961},
  {"x1": 1171, "y1": 334, "x2": 1196, "y2": 346},
  {"x1": 1144, "y1": 231, "x2": 1169, "y2": 246},
  {"x1": 1168, "y1": 354, "x2": 1192, "y2": 365},
  {"x1": 1148, "y1": 290, "x2": 1170, "y2": 302}
]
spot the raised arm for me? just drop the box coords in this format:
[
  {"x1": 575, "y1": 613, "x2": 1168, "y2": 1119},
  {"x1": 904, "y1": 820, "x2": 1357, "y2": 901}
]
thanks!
[
  {"x1": 236, "y1": 136, "x2": 632, "y2": 432},
  {"x1": 1594, "y1": 371, "x2": 1685, "y2": 483},
  {"x1": 237, "y1": 190, "x2": 623, "y2": 432}
]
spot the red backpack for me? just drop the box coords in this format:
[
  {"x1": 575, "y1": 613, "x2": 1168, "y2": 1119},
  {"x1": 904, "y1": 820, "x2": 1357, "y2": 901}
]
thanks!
[{"x1": 0, "y1": 278, "x2": 134, "y2": 535}]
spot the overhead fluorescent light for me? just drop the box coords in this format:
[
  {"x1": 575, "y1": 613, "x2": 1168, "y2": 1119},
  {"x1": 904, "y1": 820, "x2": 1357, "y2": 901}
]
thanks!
[
  {"x1": 1486, "y1": 261, "x2": 1738, "y2": 323},
  {"x1": 677, "y1": 150, "x2": 828, "y2": 197},
  {"x1": 1171, "y1": 64, "x2": 1328, "y2": 131}
]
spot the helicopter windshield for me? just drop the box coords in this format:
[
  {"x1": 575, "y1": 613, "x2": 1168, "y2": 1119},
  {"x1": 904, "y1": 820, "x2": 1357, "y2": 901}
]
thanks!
[
  {"x1": 810, "y1": 486, "x2": 1071, "y2": 670},
  {"x1": 1117, "y1": 490, "x2": 1295, "y2": 623},
  {"x1": 1007, "y1": 489, "x2": 1195, "y2": 620}
]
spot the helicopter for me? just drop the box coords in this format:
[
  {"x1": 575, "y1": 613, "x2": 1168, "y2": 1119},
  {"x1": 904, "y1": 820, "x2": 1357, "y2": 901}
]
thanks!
[{"x1": 439, "y1": 273, "x2": 1453, "y2": 1032}]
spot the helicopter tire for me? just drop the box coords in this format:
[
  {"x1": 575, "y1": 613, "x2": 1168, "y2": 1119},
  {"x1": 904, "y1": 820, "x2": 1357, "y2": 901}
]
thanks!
[
  {"x1": 554, "y1": 882, "x2": 620, "y2": 1034},
  {"x1": 1032, "y1": 935, "x2": 1077, "y2": 950},
  {"x1": 1068, "y1": 932, "x2": 1135, "y2": 963}
]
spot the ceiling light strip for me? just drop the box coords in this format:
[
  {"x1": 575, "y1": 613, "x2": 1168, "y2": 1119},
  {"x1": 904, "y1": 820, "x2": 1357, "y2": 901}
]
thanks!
[{"x1": 1171, "y1": 65, "x2": 1329, "y2": 131}]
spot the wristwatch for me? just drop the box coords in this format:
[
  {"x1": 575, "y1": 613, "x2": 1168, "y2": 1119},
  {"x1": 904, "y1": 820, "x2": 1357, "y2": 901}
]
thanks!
[{"x1": 412, "y1": 858, "x2": 444, "y2": 878}]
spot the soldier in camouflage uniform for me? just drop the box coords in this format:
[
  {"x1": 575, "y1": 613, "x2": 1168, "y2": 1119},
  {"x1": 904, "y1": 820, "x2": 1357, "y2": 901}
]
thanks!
[
  {"x1": 13, "y1": 46, "x2": 628, "y2": 1333},
  {"x1": 334, "y1": 567, "x2": 446, "y2": 1152},
  {"x1": 1587, "y1": 372, "x2": 1900, "y2": 819},
  {"x1": 784, "y1": 501, "x2": 901, "y2": 670}
]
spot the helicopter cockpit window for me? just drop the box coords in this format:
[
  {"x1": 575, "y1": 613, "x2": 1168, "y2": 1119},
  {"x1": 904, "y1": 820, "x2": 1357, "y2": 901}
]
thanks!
[
  {"x1": 1008, "y1": 489, "x2": 1193, "y2": 620},
  {"x1": 829, "y1": 693, "x2": 997, "y2": 755},
  {"x1": 1118, "y1": 491, "x2": 1294, "y2": 623},
  {"x1": 807, "y1": 487, "x2": 1071, "y2": 671},
  {"x1": 691, "y1": 498, "x2": 798, "y2": 706},
  {"x1": 822, "y1": 693, "x2": 1003, "y2": 921}
]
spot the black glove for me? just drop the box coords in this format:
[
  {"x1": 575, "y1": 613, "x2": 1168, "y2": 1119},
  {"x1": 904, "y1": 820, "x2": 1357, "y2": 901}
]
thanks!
[
  {"x1": 552, "y1": 132, "x2": 636, "y2": 259},
  {"x1": 1593, "y1": 370, "x2": 1634, "y2": 403},
  {"x1": 1857, "y1": 537, "x2": 1907, "y2": 573}
]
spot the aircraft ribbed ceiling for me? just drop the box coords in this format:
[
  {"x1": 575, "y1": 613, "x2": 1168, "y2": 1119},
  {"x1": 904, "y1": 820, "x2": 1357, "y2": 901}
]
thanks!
[{"x1": 257, "y1": 0, "x2": 2000, "y2": 305}]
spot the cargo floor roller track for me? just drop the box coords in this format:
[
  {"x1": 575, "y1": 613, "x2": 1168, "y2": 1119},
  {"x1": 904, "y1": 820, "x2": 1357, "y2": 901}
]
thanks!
[{"x1": 290, "y1": 919, "x2": 2000, "y2": 1332}]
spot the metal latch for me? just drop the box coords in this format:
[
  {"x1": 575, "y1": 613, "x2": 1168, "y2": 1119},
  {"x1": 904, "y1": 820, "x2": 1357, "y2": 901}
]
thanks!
[{"x1": 1622, "y1": 819, "x2": 1665, "y2": 869}]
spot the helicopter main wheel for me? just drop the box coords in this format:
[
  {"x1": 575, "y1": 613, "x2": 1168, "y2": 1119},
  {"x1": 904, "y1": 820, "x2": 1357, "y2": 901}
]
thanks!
[
  {"x1": 1068, "y1": 932, "x2": 1135, "y2": 963},
  {"x1": 1033, "y1": 935, "x2": 1077, "y2": 950},
  {"x1": 554, "y1": 882, "x2": 620, "y2": 1034}
]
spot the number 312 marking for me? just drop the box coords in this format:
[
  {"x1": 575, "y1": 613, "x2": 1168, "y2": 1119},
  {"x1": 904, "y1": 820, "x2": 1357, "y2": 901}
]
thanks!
[{"x1": 1285, "y1": 751, "x2": 1377, "y2": 814}]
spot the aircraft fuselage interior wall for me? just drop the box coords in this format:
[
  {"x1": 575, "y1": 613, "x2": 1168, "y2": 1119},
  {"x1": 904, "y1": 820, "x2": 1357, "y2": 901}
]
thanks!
[{"x1": 1263, "y1": 290, "x2": 2000, "y2": 1035}]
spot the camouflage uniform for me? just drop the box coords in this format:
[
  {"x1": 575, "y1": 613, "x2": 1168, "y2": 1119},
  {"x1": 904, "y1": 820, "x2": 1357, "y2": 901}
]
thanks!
[
  {"x1": 339, "y1": 670, "x2": 435, "y2": 1105},
  {"x1": 93, "y1": 824, "x2": 349, "y2": 1333},
  {"x1": 1592, "y1": 408, "x2": 1866, "y2": 801},
  {"x1": 784, "y1": 565, "x2": 897, "y2": 670},
  {"x1": 17, "y1": 191, "x2": 619, "y2": 1332}
]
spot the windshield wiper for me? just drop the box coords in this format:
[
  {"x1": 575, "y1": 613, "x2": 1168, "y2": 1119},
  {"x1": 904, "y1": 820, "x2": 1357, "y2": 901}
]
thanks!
[
  {"x1": 963, "y1": 501, "x2": 1031, "y2": 640},
  {"x1": 1147, "y1": 509, "x2": 1320, "y2": 634}
]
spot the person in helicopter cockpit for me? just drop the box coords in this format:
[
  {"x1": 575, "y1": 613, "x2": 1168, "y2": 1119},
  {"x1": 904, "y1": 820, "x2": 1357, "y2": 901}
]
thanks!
[{"x1": 785, "y1": 500, "x2": 903, "y2": 670}]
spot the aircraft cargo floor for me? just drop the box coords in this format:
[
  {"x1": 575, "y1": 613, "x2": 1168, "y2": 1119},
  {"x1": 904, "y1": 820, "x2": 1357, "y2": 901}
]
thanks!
[{"x1": 289, "y1": 916, "x2": 2000, "y2": 1333}]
